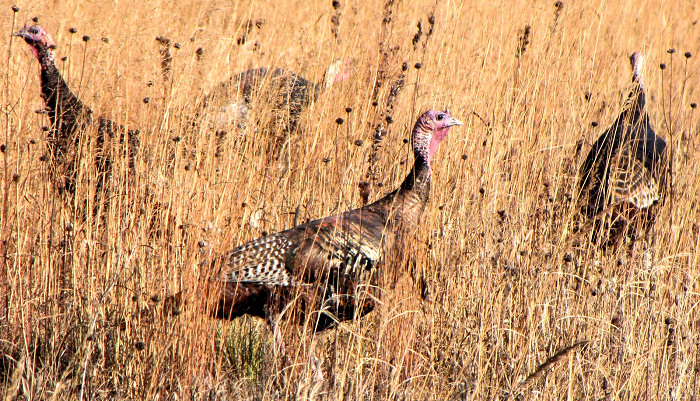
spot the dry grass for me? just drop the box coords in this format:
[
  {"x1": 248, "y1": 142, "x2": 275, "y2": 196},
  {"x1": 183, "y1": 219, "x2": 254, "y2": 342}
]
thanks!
[{"x1": 1, "y1": 0, "x2": 700, "y2": 399}]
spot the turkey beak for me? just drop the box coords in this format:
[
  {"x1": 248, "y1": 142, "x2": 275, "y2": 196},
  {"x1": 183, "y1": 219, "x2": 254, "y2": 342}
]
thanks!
[
  {"x1": 12, "y1": 23, "x2": 32, "y2": 38},
  {"x1": 445, "y1": 116, "x2": 463, "y2": 127}
]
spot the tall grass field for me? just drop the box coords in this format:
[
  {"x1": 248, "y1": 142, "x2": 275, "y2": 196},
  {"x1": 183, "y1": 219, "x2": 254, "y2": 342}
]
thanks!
[{"x1": 1, "y1": 0, "x2": 699, "y2": 399}]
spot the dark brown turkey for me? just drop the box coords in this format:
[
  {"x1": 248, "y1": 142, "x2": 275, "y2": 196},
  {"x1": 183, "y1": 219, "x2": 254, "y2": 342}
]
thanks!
[
  {"x1": 188, "y1": 109, "x2": 462, "y2": 341},
  {"x1": 13, "y1": 24, "x2": 139, "y2": 196},
  {"x1": 578, "y1": 52, "x2": 669, "y2": 246}
]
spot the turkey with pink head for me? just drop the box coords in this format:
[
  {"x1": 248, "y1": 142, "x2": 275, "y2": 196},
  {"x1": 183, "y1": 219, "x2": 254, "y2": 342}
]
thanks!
[
  {"x1": 169, "y1": 109, "x2": 462, "y2": 351},
  {"x1": 13, "y1": 24, "x2": 139, "y2": 196}
]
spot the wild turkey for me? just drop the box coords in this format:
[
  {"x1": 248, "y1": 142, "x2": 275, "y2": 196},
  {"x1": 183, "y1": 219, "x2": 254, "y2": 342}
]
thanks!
[
  {"x1": 13, "y1": 24, "x2": 139, "y2": 197},
  {"x1": 578, "y1": 52, "x2": 669, "y2": 246},
  {"x1": 180, "y1": 109, "x2": 462, "y2": 349},
  {"x1": 203, "y1": 59, "x2": 353, "y2": 139}
]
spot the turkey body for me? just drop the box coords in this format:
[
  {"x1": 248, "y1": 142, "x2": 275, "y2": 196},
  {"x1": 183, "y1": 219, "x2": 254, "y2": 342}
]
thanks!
[
  {"x1": 204, "y1": 60, "x2": 351, "y2": 140},
  {"x1": 208, "y1": 67, "x2": 317, "y2": 133},
  {"x1": 214, "y1": 158, "x2": 430, "y2": 331},
  {"x1": 578, "y1": 52, "x2": 669, "y2": 244}
]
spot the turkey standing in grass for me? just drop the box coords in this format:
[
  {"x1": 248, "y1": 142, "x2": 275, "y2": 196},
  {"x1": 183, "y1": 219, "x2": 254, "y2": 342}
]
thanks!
[
  {"x1": 578, "y1": 52, "x2": 669, "y2": 247},
  {"x1": 203, "y1": 60, "x2": 352, "y2": 147},
  {"x1": 181, "y1": 109, "x2": 462, "y2": 352},
  {"x1": 13, "y1": 24, "x2": 139, "y2": 197}
]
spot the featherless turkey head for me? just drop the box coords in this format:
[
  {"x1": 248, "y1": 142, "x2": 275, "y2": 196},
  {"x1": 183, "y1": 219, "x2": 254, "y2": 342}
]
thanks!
[
  {"x1": 412, "y1": 109, "x2": 463, "y2": 166},
  {"x1": 630, "y1": 52, "x2": 645, "y2": 87},
  {"x1": 13, "y1": 24, "x2": 56, "y2": 68}
]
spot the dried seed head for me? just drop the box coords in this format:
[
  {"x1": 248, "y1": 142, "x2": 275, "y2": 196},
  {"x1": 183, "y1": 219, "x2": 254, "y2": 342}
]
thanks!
[
  {"x1": 323, "y1": 157, "x2": 331, "y2": 163},
  {"x1": 667, "y1": 48, "x2": 676, "y2": 54},
  {"x1": 403, "y1": 138, "x2": 409, "y2": 144},
  {"x1": 332, "y1": 0, "x2": 341, "y2": 9},
  {"x1": 82, "y1": 35, "x2": 90, "y2": 42},
  {"x1": 517, "y1": 24, "x2": 531, "y2": 57},
  {"x1": 355, "y1": 139, "x2": 364, "y2": 146},
  {"x1": 31, "y1": 16, "x2": 38, "y2": 23},
  {"x1": 497, "y1": 210, "x2": 507, "y2": 220},
  {"x1": 11, "y1": 5, "x2": 19, "y2": 12},
  {"x1": 345, "y1": 107, "x2": 352, "y2": 113},
  {"x1": 174, "y1": 42, "x2": 181, "y2": 49},
  {"x1": 134, "y1": 341, "x2": 146, "y2": 351},
  {"x1": 101, "y1": 37, "x2": 109, "y2": 43},
  {"x1": 372, "y1": 101, "x2": 379, "y2": 107},
  {"x1": 69, "y1": 27, "x2": 77, "y2": 34},
  {"x1": 414, "y1": 62, "x2": 423, "y2": 69},
  {"x1": 143, "y1": 97, "x2": 150, "y2": 104},
  {"x1": 660, "y1": 63, "x2": 666, "y2": 70},
  {"x1": 591, "y1": 121, "x2": 598, "y2": 127},
  {"x1": 385, "y1": 116, "x2": 393, "y2": 124},
  {"x1": 412, "y1": 21, "x2": 423, "y2": 49},
  {"x1": 335, "y1": 117, "x2": 344, "y2": 125},
  {"x1": 461, "y1": 154, "x2": 468, "y2": 160},
  {"x1": 691, "y1": 103, "x2": 697, "y2": 109},
  {"x1": 685, "y1": 52, "x2": 692, "y2": 59}
]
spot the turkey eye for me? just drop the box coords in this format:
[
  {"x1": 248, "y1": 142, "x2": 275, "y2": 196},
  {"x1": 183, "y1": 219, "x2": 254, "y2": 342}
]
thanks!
[
  {"x1": 436, "y1": 114, "x2": 445, "y2": 121},
  {"x1": 29, "y1": 27, "x2": 39, "y2": 35}
]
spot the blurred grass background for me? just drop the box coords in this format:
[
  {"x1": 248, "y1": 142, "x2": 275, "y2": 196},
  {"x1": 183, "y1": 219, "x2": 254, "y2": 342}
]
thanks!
[{"x1": 1, "y1": 0, "x2": 699, "y2": 399}]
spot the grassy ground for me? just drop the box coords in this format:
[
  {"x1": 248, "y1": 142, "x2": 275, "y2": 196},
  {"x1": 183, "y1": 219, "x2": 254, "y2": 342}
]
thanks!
[{"x1": 1, "y1": 0, "x2": 700, "y2": 399}]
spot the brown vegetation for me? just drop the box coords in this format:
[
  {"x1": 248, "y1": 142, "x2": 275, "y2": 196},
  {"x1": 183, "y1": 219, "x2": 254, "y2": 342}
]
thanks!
[{"x1": 1, "y1": 0, "x2": 699, "y2": 399}]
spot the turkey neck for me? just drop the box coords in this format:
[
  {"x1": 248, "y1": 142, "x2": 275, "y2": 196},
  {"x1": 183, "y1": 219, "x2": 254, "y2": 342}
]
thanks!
[
  {"x1": 600, "y1": 77, "x2": 648, "y2": 155},
  {"x1": 39, "y1": 56, "x2": 90, "y2": 134},
  {"x1": 623, "y1": 78, "x2": 646, "y2": 126},
  {"x1": 368, "y1": 151, "x2": 432, "y2": 229}
]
